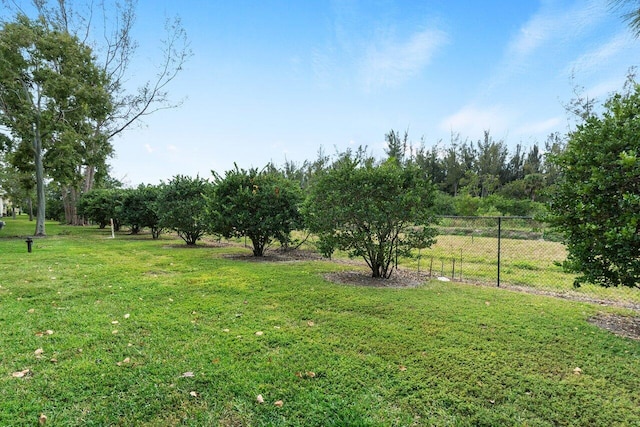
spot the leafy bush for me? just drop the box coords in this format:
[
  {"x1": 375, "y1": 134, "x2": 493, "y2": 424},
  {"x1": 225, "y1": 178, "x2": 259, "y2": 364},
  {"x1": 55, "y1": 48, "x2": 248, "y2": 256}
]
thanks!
[
  {"x1": 119, "y1": 185, "x2": 163, "y2": 238},
  {"x1": 549, "y1": 83, "x2": 640, "y2": 287},
  {"x1": 77, "y1": 189, "x2": 123, "y2": 230},
  {"x1": 157, "y1": 175, "x2": 210, "y2": 245},
  {"x1": 208, "y1": 166, "x2": 303, "y2": 256},
  {"x1": 304, "y1": 153, "x2": 437, "y2": 278}
]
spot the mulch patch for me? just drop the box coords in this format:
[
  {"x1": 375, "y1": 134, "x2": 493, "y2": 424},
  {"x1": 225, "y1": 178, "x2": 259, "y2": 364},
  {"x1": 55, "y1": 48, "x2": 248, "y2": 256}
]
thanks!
[{"x1": 587, "y1": 313, "x2": 640, "y2": 340}]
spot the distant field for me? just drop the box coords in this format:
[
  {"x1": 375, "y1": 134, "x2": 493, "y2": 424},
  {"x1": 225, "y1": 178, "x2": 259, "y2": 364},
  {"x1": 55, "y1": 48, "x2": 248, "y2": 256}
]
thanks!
[{"x1": 1, "y1": 216, "x2": 640, "y2": 425}]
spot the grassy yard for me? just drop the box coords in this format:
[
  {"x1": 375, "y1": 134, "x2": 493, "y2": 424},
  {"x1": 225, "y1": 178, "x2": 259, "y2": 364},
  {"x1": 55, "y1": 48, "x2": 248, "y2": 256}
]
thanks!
[{"x1": 1, "y1": 216, "x2": 640, "y2": 426}]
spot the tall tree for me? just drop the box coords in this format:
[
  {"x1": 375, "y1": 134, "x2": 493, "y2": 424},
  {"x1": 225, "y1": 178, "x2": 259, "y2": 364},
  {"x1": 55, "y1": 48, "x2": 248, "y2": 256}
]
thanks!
[
  {"x1": 0, "y1": 14, "x2": 111, "y2": 235},
  {"x1": 611, "y1": 0, "x2": 640, "y2": 37},
  {"x1": 2, "y1": 0, "x2": 190, "y2": 225},
  {"x1": 385, "y1": 129, "x2": 409, "y2": 165},
  {"x1": 475, "y1": 131, "x2": 507, "y2": 197}
]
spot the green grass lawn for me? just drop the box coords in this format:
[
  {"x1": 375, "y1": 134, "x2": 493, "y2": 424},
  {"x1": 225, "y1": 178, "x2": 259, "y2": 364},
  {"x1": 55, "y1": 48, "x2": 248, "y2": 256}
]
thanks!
[{"x1": 1, "y1": 216, "x2": 640, "y2": 426}]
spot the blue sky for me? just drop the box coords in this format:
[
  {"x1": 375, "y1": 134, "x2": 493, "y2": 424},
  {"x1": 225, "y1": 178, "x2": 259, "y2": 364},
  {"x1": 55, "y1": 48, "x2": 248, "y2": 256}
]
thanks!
[{"x1": 68, "y1": 1, "x2": 640, "y2": 185}]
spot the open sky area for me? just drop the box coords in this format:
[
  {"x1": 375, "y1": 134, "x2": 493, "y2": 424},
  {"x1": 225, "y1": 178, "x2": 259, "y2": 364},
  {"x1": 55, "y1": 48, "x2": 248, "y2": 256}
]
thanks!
[{"x1": 6, "y1": 0, "x2": 640, "y2": 186}]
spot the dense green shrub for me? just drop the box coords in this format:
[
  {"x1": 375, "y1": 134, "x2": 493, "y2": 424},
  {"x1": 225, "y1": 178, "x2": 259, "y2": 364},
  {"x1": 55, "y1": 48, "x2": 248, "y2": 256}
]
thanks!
[
  {"x1": 549, "y1": 84, "x2": 640, "y2": 287},
  {"x1": 304, "y1": 153, "x2": 437, "y2": 278},
  {"x1": 119, "y1": 185, "x2": 163, "y2": 238},
  {"x1": 157, "y1": 175, "x2": 210, "y2": 245},
  {"x1": 208, "y1": 166, "x2": 303, "y2": 256},
  {"x1": 77, "y1": 189, "x2": 123, "y2": 230}
]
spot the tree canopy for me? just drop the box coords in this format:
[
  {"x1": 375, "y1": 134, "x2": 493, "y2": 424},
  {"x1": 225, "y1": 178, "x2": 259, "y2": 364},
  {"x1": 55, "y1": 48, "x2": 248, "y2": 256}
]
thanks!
[
  {"x1": 0, "y1": 14, "x2": 111, "y2": 235},
  {"x1": 549, "y1": 83, "x2": 640, "y2": 288}
]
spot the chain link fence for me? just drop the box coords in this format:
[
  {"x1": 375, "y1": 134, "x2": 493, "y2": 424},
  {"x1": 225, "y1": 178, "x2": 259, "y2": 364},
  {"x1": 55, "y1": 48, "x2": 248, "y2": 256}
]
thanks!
[{"x1": 409, "y1": 216, "x2": 574, "y2": 289}]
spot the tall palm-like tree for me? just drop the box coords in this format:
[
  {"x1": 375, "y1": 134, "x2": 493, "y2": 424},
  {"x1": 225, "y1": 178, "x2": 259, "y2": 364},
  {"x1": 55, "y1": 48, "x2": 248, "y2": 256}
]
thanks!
[{"x1": 612, "y1": 0, "x2": 640, "y2": 37}]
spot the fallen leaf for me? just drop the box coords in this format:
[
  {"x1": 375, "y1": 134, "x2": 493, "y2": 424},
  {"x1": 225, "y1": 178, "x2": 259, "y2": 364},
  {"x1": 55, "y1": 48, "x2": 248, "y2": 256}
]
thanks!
[
  {"x1": 573, "y1": 367, "x2": 582, "y2": 375},
  {"x1": 38, "y1": 414, "x2": 47, "y2": 425},
  {"x1": 124, "y1": 313, "x2": 130, "y2": 319},
  {"x1": 45, "y1": 330, "x2": 53, "y2": 335},
  {"x1": 255, "y1": 331, "x2": 263, "y2": 336},
  {"x1": 116, "y1": 357, "x2": 131, "y2": 366},
  {"x1": 306, "y1": 371, "x2": 316, "y2": 378},
  {"x1": 12, "y1": 369, "x2": 31, "y2": 378},
  {"x1": 212, "y1": 358, "x2": 220, "y2": 364},
  {"x1": 181, "y1": 371, "x2": 195, "y2": 377},
  {"x1": 399, "y1": 365, "x2": 407, "y2": 372},
  {"x1": 485, "y1": 301, "x2": 490, "y2": 306},
  {"x1": 274, "y1": 326, "x2": 281, "y2": 329},
  {"x1": 256, "y1": 394, "x2": 265, "y2": 404},
  {"x1": 28, "y1": 308, "x2": 35, "y2": 314},
  {"x1": 489, "y1": 399, "x2": 495, "y2": 404},
  {"x1": 274, "y1": 400, "x2": 283, "y2": 407},
  {"x1": 307, "y1": 321, "x2": 315, "y2": 327},
  {"x1": 169, "y1": 298, "x2": 174, "y2": 302},
  {"x1": 111, "y1": 320, "x2": 119, "y2": 325},
  {"x1": 112, "y1": 330, "x2": 118, "y2": 334},
  {"x1": 49, "y1": 358, "x2": 57, "y2": 363},
  {"x1": 35, "y1": 332, "x2": 44, "y2": 337},
  {"x1": 189, "y1": 391, "x2": 198, "y2": 397},
  {"x1": 34, "y1": 348, "x2": 44, "y2": 356},
  {"x1": 222, "y1": 329, "x2": 230, "y2": 333}
]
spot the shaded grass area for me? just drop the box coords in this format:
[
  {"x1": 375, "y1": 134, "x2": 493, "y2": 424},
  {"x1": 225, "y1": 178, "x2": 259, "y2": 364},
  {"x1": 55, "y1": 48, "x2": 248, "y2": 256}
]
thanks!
[{"x1": 1, "y1": 217, "x2": 640, "y2": 425}]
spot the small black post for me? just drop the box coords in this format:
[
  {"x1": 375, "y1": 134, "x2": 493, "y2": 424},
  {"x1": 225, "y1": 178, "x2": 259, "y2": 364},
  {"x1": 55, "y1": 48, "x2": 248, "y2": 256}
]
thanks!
[
  {"x1": 26, "y1": 237, "x2": 33, "y2": 253},
  {"x1": 497, "y1": 217, "x2": 502, "y2": 287}
]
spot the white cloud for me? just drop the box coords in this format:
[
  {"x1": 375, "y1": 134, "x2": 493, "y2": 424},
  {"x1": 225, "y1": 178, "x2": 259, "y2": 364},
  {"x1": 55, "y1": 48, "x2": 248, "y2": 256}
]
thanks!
[
  {"x1": 515, "y1": 117, "x2": 563, "y2": 136},
  {"x1": 491, "y1": 0, "x2": 609, "y2": 88},
  {"x1": 440, "y1": 105, "x2": 513, "y2": 138},
  {"x1": 144, "y1": 144, "x2": 154, "y2": 153},
  {"x1": 508, "y1": 14, "x2": 553, "y2": 58},
  {"x1": 361, "y1": 27, "x2": 448, "y2": 89},
  {"x1": 566, "y1": 32, "x2": 635, "y2": 76},
  {"x1": 167, "y1": 145, "x2": 178, "y2": 153},
  {"x1": 586, "y1": 76, "x2": 628, "y2": 99}
]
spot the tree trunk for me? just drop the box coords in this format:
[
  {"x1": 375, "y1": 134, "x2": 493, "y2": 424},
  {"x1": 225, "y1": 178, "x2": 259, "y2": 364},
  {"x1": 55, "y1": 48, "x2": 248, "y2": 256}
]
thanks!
[
  {"x1": 62, "y1": 185, "x2": 85, "y2": 225},
  {"x1": 33, "y1": 130, "x2": 46, "y2": 236},
  {"x1": 84, "y1": 165, "x2": 95, "y2": 193},
  {"x1": 28, "y1": 198, "x2": 33, "y2": 221}
]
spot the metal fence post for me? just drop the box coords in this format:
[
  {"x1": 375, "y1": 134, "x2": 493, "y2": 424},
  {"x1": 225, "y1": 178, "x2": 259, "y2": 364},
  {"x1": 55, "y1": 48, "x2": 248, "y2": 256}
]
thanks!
[{"x1": 497, "y1": 216, "x2": 502, "y2": 287}]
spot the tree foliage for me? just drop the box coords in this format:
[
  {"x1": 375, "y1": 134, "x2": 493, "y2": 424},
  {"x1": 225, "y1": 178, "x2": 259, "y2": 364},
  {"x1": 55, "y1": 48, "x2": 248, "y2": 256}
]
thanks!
[
  {"x1": 549, "y1": 84, "x2": 640, "y2": 288},
  {"x1": 611, "y1": 0, "x2": 640, "y2": 38},
  {"x1": 157, "y1": 175, "x2": 210, "y2": 245},
  {"x1": 77, "y1": 188, "x2": 123, "y2": 230},
  {"x1": 209, "y1": 166, "x2": 303, "y2": 256},
  {"x1": 304, "y1": 150, "x2": 437, "y2": 278},
  {"x1": 119, "y1": 185, "x2": 163, "y2": 238},
  {"x1": 0, "y1": 14, "x2": 111, "y2": 235}
]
